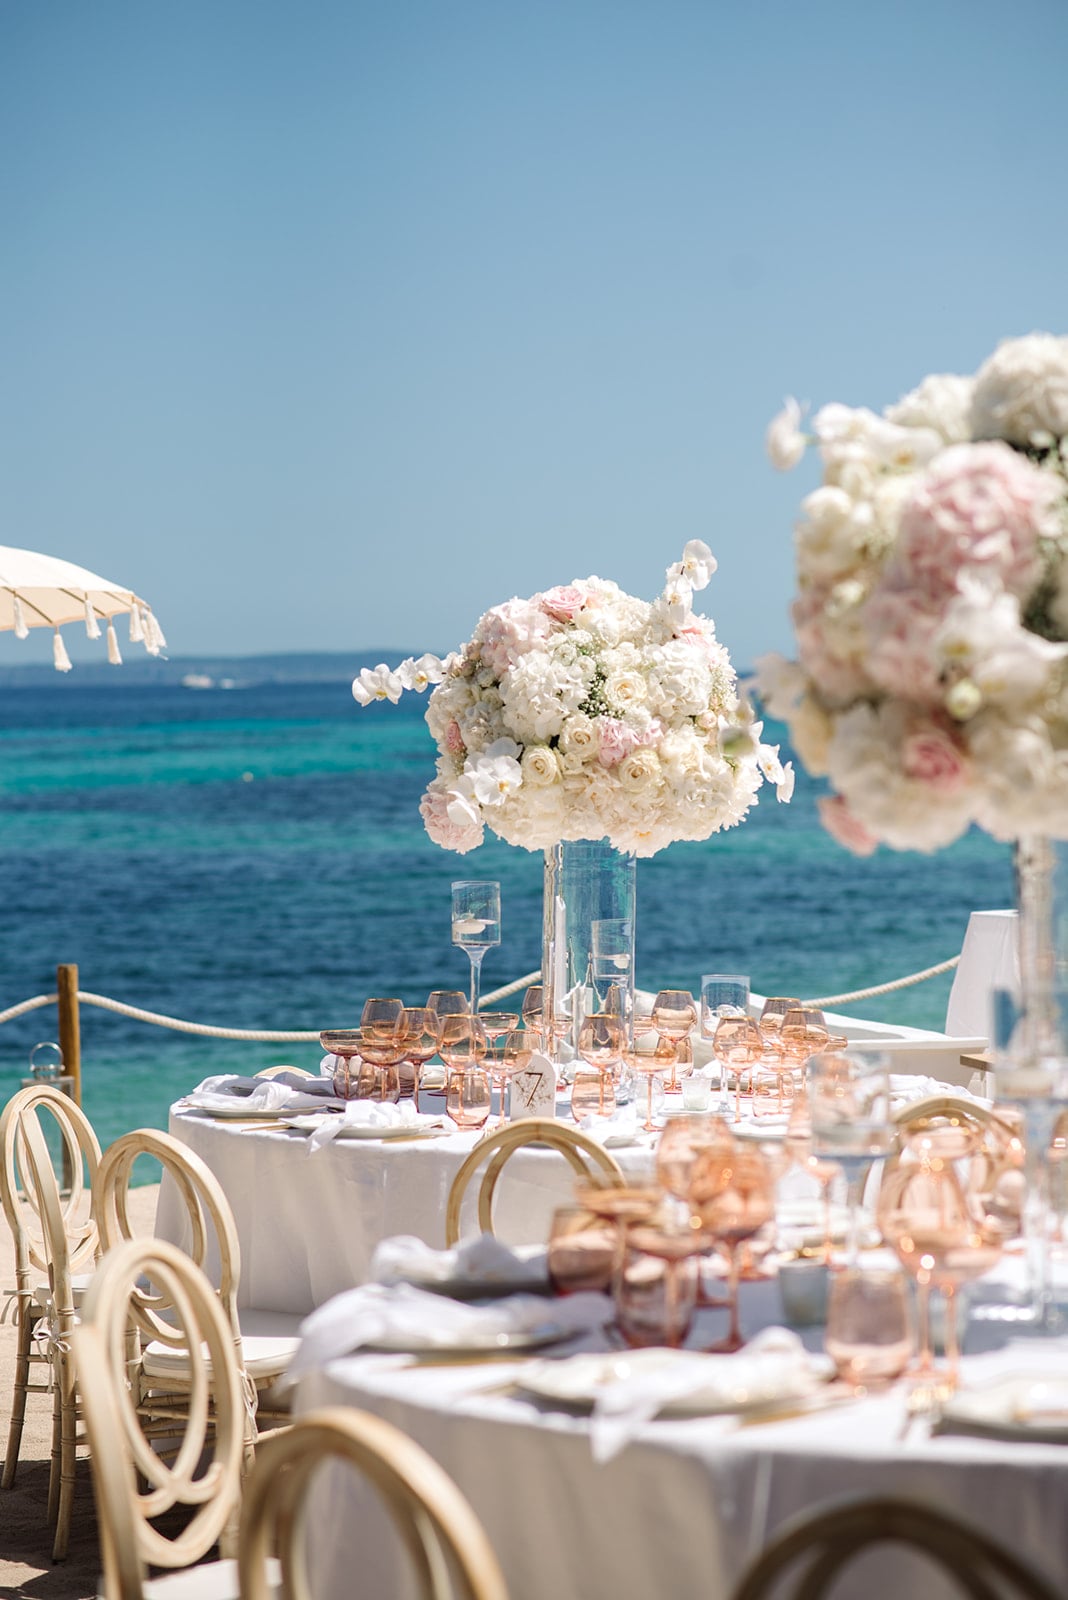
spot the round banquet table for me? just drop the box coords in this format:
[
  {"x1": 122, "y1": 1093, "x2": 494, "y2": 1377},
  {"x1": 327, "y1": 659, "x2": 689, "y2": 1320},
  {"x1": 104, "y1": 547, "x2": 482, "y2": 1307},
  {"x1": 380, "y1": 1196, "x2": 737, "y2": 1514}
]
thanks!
[
  {"x1": 294, "y1": 1288, "x2": 1068, "y2": 1600},
  {"x1": 159, "y1": 1102, "x2": 658, "y2": 1313}
]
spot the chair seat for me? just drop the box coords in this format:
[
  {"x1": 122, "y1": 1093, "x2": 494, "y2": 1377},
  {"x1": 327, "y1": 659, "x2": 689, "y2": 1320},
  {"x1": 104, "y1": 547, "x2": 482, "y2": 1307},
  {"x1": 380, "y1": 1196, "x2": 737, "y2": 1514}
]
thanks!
[
  {"x1": 238, "y1": 1306, "x2": 305, "y2": 1341},
  {"x1": 33, "y1": 1271, "x2": 94, "y2": 1309},
  {"x1": 107, "y1": 1555, "x2": 282, "y2": 1599},
  {"x1": 143, "y1": 1331, "x2": 300, "y2": 1383}
]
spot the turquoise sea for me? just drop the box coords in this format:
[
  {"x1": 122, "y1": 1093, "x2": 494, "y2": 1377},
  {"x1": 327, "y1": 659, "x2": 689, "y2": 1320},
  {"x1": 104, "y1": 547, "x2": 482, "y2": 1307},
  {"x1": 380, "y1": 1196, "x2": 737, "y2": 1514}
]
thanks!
[{"x1": 0, "y1": 673, "x2": 1015, "y2": 1149}]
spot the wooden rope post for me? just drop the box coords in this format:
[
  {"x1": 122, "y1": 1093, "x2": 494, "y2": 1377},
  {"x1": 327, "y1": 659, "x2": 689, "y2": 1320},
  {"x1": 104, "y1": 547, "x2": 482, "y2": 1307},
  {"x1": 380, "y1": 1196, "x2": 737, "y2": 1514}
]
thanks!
[{"x1": 56, "y1": 964, "x2": 81, "y2": 1108}]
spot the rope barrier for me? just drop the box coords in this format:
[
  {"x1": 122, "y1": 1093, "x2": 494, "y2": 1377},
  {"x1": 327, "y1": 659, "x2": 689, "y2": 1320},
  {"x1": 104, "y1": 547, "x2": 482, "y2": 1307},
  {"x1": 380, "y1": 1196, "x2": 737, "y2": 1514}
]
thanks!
[
  {"x1": 0, "y1": 954, "x2": 962, "y2": 1045},
  {"x1": 802, "y1": 955, "x2": 960, "y2": 1010}
]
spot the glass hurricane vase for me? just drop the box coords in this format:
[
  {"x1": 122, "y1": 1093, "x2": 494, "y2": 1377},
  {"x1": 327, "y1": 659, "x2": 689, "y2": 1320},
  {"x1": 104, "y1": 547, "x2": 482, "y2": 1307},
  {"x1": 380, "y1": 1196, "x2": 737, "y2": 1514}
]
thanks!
[{"x1": 542, "y1": 840, "x2": 637, "y2": 1061}]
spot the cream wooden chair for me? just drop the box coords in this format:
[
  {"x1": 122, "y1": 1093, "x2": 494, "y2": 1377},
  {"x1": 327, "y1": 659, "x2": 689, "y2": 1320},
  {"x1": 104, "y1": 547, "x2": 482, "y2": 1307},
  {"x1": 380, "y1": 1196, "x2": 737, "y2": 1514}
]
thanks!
[
  {"x1": 445, "y1": 1119, "x2": 625, "y2": 1247},
  {"x1": 731, "y1": 1495, "x2": 1058, "y2": 1600},
  {"x1": 239, "y1": 1406, "x2": 508, "y2": 1600},
  {"x1": 253, "y1": 1065, "x2": 314, "y2": 1079},
  {"x1": 94, "y1": 1129, "x2": 301, "y2": 1450},
  {"x1": 74, "y1": 1236, "x2": 255, "y2": 1600},
  {"x1": 0, "y1": 1083, "x2": 101, "y2": 1557}
]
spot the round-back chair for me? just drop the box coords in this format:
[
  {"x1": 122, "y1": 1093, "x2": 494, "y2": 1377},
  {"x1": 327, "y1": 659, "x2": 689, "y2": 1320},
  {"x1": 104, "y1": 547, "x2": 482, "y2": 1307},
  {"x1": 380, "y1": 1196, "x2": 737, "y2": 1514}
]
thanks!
[{"x1": 445, "y1": 1118, "x2": 624, "y2": 1247}]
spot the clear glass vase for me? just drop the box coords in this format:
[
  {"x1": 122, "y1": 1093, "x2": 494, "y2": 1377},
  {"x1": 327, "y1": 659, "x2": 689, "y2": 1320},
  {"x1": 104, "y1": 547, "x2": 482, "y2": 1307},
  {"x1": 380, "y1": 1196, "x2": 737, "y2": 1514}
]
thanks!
[{"x1": 542, "y1": 840, "x2": 637, "y2": 1059}]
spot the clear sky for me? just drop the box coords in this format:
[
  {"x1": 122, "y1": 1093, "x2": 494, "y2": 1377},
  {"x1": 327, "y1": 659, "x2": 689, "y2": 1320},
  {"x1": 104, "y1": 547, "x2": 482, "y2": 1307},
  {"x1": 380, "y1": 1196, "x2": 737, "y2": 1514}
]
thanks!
[{"x1": 2, "y1": 0, "x2": 1067, "y2": 669}]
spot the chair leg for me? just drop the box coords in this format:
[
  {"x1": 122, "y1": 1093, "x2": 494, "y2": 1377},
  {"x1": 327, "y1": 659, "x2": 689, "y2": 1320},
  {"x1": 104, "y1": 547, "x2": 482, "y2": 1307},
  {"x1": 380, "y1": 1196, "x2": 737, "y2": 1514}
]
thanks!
[
  {"x1": 47, "y1": 1378, "x2": 62, "y2": 1526},
  {"x1": 2, "y1": 1304, "x2": 34, "y2": 1488},
  {"x1": 51, "y1": 1393, "x2": 77, "y2": 1562}
]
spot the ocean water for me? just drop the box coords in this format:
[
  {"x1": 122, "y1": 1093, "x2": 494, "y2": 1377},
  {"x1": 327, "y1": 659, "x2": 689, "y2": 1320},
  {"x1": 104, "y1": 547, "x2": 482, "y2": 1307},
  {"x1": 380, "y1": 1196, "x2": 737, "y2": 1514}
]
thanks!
[{"x1": 0, "y1": 677, "x2": 1014, "y2": 1150}]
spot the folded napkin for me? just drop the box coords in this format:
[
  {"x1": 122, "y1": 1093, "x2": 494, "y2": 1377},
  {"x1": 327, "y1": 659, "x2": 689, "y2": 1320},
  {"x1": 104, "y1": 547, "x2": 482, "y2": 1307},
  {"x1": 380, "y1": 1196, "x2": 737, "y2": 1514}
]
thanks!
[
  {"x1": 303, "y1": 1099, "x2": 438, "y2": 1155},
  {"x1": 182, "y1": 1073, "x2": 345, "y2": 1117},
  {"x1": 371, "y1": 1233, "x2": 549, "y2": 1292},
  {"x1": 284, "y1": 1282, "x2": 609, "y2": 1387},
  {"x1": 889, "y1": 1074, "x2": 984, "y2": 1106},
  {"x1": 578, "y1": 1104, "x2": 642, "y2": 1148},
  {"x1": 586, "y1": 1327, "x2": 819, "y2": 1462}
]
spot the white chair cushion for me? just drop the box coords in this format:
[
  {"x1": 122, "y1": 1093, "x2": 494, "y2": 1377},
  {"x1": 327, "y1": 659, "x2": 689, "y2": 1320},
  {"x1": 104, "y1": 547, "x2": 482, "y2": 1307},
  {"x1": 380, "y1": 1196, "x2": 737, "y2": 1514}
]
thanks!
[
  {"x1": 238, "y1": 1306, "x2": 305, "y2": 1341},
  {"x1": 105, "y1": 1555, "x2": 282, "y2": 1599},
  {"x1": 143, "y1": 1332, "x2": 299, "y2": 1383},
  {"x1": 32, "y1": 1271, "x2": 94, "y2": 1309}
]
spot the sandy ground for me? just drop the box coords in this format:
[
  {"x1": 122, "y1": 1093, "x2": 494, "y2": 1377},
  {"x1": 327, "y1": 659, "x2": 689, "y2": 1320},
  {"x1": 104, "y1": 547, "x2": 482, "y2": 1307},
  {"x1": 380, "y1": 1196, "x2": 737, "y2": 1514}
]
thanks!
[{"x1": 0, "y1": 1184, "x2": 160, "y2": 1598}]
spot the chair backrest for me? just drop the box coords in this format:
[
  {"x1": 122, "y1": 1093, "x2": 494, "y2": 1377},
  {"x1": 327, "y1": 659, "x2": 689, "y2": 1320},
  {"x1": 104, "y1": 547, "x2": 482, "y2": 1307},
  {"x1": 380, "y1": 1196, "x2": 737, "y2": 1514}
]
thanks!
[
  {"x1": 73, "y1": 1237, "x2": 245, "y2": 1600},
  {"x1": 0, "y1": 1084, "x2": 101, "y2": 1295},
  {"x1": 445, "y1": 1119, "x2": 625, "y2": 1246},
  {"x1": 892, "y1": 1095, "x2": 1017, "y2": 1141},
  {"x1": 95, "y1": 1127, "x2": 243, "y2": 1343},
  {"x1": 731, "y1": 1496, "x2": 1058, "y2": 1600},
  {"x1": 255, "y1": 1064, "x2": 314, "y2": 1079},
  {"x1": 238, "y1": 1406, "x2": 509, "y2": 1600}
]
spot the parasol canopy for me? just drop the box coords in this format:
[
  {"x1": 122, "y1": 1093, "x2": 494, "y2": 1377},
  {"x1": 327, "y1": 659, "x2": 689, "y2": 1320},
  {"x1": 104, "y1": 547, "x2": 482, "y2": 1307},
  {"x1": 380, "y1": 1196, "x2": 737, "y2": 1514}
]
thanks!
[{"x1": 0, "y1": 543, "x2": 166, "y2": 670}]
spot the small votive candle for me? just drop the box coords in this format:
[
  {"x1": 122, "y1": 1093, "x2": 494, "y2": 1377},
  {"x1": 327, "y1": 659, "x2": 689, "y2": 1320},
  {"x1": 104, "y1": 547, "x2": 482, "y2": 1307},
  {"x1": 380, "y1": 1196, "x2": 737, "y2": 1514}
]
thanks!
[{"x1": 681, "y1": 1071, "x2": 713, "y2": 1112}]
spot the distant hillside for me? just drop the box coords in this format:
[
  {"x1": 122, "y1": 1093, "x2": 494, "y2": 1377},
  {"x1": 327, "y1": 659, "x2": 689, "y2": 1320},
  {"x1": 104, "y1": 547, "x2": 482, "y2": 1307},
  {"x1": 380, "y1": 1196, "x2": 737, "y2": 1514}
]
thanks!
[{"x1": 0, "y1": 650, "x2": 410, "y2": 687}]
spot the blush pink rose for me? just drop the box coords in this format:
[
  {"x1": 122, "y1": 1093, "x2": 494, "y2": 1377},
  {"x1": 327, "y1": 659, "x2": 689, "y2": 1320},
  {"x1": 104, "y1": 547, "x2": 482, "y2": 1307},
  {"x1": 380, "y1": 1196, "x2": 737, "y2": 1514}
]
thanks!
[
  {"x1": 901, "y1": 724, "x2": 971, "y2": 795},
  {"x1": 817, "y1": 794, "x2": 879, "y2": 857},
  {"x1": 445, "y1": 720, "x2": 465, "y2": 756},
  {"x1": 540, "y1": 585, "x2": 586, "y2": 622},
  {"x1": 898, "y1": 441, "x2": 1057, "y2": 601}
]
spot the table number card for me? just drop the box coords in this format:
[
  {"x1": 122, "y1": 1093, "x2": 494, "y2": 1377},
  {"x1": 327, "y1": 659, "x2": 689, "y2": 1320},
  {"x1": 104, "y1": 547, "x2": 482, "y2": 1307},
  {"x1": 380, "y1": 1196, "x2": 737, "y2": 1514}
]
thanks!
[{"x1": 509, "y1": 1051, "x2": 558, "y2": 1120}]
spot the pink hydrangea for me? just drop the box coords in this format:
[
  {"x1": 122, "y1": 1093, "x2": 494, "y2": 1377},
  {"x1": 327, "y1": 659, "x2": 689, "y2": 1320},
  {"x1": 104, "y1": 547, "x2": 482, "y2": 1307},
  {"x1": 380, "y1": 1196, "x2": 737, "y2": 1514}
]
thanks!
[
  {"x1": 861, "y1": 587, "x2": 942, "y2": 705},
  {"x1": 419, "y1": 784, "x2": 483, "y2": 854},
  {"x1": 897, "y1": 441, "x2": 1057, "y2": 601},
  {"x1": 597, "y1": 718, "x2": 634, "y2": 767},
  {"x1": 792, "y1": 589, "x2": 873, "y2": 704},
  {"x1": 817, "y1": 794, "x2": 879, "y2": 857},
  {"x1": 475, "y1": 598, "x2": 552, "y2": 677}
]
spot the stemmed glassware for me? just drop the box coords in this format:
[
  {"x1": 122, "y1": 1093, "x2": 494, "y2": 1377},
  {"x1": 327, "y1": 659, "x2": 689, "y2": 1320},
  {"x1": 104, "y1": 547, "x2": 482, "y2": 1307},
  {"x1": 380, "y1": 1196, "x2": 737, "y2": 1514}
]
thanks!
[
  {"x1": 807, "y1": 1049, "x2": 892, "y2": 1266},
  {"x1": 651, "y1": 990, "x2": 697, "y2": 1093},
  {"x1": 520, "y1": 983, "x2": 569, "y2": 1057},
  {"x1": 614, "y1": 1223, "x2": 703, "y2": 1349},
  {"x1": 712, "y1": 1014, "x2": 764, "y2": 1121},
  {"x1": 426, "y1": 990, "x2": 470, "y2": 1024},
  {"x1": 438, "y1": 1013, "x2": 490, "y2": 1130},
  {"x1": 624, "y1": 1045, "x2": 667, "y2": 1133},
  {"x1": 758, "y1": 996, "x2": 802, "y2": 1039},
  {"x1": 574, "y1": 1012, "x2": 625, "y2": 1118},
  {"x1": 397, "y1": 1007, "x2": 441, "y2": 1112},
  {"x1": 478, "y1": 1011, "x2": 520, "y2": 1126},
  {"x1": 451, "y1": 881, "x2": 501, "y2": 1015},
  {"x1": 689, "y1": 1143, "x2": 776, "y2": 1351},
  {"x1": 356, "y1": 998, "x2": 408, "y2": 1102},
  {"x1": 824, "y1": 1267, "x2": 916, "y2": 1392}
]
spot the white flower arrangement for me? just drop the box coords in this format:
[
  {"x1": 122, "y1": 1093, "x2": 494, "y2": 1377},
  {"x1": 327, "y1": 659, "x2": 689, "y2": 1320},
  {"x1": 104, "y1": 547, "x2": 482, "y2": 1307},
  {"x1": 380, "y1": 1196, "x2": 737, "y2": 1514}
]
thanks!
[
  {"x1": 353, "y1": 543, "x2": 793, "y2": 858},
  {"x1": 758, "y1": 333, "x2": 1068, "y2": 854}
]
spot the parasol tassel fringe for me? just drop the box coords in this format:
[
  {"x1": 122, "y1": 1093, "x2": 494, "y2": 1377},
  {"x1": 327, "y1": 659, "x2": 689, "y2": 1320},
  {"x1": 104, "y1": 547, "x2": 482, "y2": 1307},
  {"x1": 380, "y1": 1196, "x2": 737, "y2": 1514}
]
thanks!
[
  {"x1": 83, "y1": 597, "x2": 101, "y2": 639},
  {"x1": 12, "y1": 595, "x2": 28, "y2": 639},
  {"x1": 128, "y1": 605, "x2": 144, "y2": 644},
  {"x1": 107, "y1": 621, "x2": 122, "y2": 665},
  {"x1": 53, "y1": 630, "x2": 72, "y2": 673},
  {"x1": 145, "y1": 611, "x2": 167, "y2": 654}
]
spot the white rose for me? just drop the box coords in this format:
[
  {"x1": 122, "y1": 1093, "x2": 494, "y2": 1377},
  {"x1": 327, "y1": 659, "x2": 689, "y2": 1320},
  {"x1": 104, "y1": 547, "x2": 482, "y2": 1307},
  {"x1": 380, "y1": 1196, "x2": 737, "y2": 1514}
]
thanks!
[
  {"x1": 603, "y1": 669, "x2": 648, "y2": 712},
  {"x1": 617, "y1": 749, "x2": 662, "y2": 793},
  {"x1": 971, "y1": 333, "x2": 1068, "y2": 446},
  {"x1": 520, "y1": 745, "x2": 561, "y2": 787}
]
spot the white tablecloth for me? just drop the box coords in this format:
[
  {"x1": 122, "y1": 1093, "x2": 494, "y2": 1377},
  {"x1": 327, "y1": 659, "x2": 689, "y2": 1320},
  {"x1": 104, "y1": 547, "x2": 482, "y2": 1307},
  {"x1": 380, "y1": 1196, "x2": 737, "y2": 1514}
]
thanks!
[
  {"x1": 295, "y1": 1287, "x2": 1068, "y2": 1600},
  {"x1": 160, "y1": 1105, "x2": 657, "y2": 1311}
]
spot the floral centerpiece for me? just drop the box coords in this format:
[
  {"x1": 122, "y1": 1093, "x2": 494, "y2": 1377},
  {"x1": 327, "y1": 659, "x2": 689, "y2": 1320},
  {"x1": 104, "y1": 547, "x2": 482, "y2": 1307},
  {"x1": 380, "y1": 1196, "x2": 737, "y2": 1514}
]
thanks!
[
  {"x1": 758, "y1": 333, "x2": 1068, "y2": 855},
  {"x1": 352, "y1": 542, "x2": 793, "y2": 857}
]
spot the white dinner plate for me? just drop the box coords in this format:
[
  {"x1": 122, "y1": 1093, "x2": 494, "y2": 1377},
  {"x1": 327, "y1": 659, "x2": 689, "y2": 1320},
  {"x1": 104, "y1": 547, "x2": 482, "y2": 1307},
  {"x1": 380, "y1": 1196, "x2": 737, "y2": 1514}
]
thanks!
[
  {"x1": 364, "y1": 1322, "x2": 573, "y2": 1356},
  {"x1": 936, "y1": 1375, "x2": 1068, "y2": 1443},
  {"x1": 515, "y1": 1348, "x2": 831, "y2": 1417},
  {"x1": 282, "y1": 1113, "x2": 451, "y2": 1141},
  {"x1": 179, "y1": 1100, "x2": 301, "y2": 1121}
]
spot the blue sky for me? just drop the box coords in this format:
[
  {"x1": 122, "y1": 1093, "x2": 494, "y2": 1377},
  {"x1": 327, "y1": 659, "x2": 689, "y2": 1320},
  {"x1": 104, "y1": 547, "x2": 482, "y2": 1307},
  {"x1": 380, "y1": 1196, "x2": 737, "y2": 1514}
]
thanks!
[{"x1": 2, "y1": 0, "x2": 1067, "y2": 668}]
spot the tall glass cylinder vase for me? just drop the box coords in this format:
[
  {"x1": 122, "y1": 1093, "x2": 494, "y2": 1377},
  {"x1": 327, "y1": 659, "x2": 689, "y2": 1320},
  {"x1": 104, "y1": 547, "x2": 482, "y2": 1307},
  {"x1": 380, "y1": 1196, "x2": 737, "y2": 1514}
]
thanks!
[{"x1": 542, "y1": 841, "x2": 637, "y2": 1059}]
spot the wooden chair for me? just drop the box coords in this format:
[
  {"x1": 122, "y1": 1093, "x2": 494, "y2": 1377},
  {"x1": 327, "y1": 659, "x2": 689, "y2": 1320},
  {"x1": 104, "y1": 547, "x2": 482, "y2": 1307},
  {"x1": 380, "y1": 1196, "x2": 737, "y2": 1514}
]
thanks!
[
  {"x1": 0, "y1": 1083, "x2": 101, "y2": 1557},
  {"x1": 892, "y1": 1094, "x2": 1019, "y2": 1143},
  {"x1": 445, "y1": 1119, "x2": 625, "y2": 1247},
  {"x1": 239, "y1": 1406, "x2": 508, "y2": 1600},
  {"x1": 94, "y1": 1129, "x2": 301, "y2": 1451},
  {"x1": 74, "y1": 1236, "x2": 254, "y2": 1600},
  {"x1": 731, "y1": 1495, "x2": 1058, "y2": 1600},
  {"x1": 253, "y1": 1064, "x2": 314, "y2": 1079}
]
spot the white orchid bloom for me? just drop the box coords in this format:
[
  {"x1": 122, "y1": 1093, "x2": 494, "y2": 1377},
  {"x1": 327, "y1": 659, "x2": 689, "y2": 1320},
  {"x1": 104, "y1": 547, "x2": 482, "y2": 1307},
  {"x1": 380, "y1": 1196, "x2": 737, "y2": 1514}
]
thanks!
[
  {"x1": 398, "y1": 653, "x2": 445, "y2": 693},
  {"x1": 776, "y1": 761, "x2": 796, "y2": 803},
  {"x1": 352, "y1": 663, "x2": 404, "y2": 706},
  {"x1": 661, "y1": 571, "x2": 694, "y2": 626},
  {"x1": 668, "y1": 539, "x2": 718, "y2": 592},
  {"x1": 471, "y1": 750, "x2": 524, "y2": 808},
  {"x1": 445, "y1": 775, "x2": 482, "y2": 828},
  {"x1": 765, "y1": 397, "x2": 808, "y2": 470}
]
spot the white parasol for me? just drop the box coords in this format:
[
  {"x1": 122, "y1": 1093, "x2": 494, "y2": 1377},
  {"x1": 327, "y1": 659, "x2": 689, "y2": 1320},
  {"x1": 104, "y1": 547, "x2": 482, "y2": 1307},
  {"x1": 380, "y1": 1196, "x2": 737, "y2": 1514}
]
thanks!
[{"x1": 0, "y1": 544, "x2": 166, "y2": 671}]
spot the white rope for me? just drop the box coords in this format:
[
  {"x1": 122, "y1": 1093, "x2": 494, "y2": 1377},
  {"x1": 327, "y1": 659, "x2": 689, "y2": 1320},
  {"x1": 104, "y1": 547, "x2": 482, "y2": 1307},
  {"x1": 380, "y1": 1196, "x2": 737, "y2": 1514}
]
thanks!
[
  {"x1": 479, "y1": 971, "x2": 541, "y2": 1008},
  {"x1": 74, "y1": 992, "x2": 321, "y2": 1042},
  {"x1": 0, "y1": 956, "x2": 962, "y2": 1047},
  {"x1": 803, "y1": 955, "x2": 960, "y2": 1010}
]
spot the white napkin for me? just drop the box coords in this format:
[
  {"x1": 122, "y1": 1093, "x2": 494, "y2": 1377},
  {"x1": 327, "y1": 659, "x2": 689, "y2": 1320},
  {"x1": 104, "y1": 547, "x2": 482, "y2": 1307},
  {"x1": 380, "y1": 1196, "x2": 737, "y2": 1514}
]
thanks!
[
  {"x1": 588, "y1": 1327, "x2": 818, "y2": 1462},
  {"x1": 305, "y1": 1098, "x2": 430, "y2": 1154},
  {"x1": 889, "y1": 1074, "x2": 983, "y2": 1106},
  {"x1": 284, "y1": 1282, "x2": 609, "y2": 1387},
  {"x1": 371, "y1": 1233, "x2": 549, "y2": 1292},
  {"x1": 578, "y1": 1104, "x2": 641, "y2": 1148},
  {"x1": 182, "y1": 1074, "x2": 345, "y2": 1116}
]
